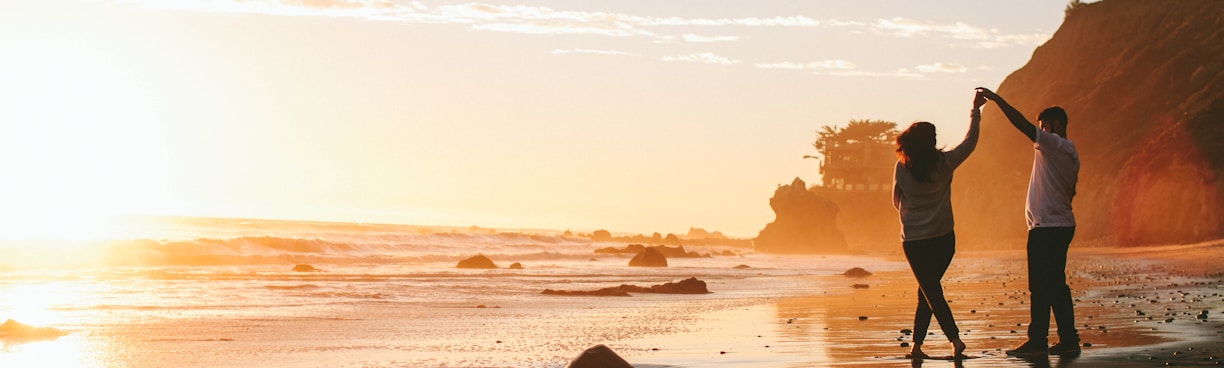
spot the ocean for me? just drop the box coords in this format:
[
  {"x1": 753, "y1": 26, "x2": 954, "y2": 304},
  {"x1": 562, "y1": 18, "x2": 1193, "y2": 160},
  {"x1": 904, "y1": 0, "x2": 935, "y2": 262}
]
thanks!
[{"x1": 0, "y1": 216, "x2": 906, "y2": 367}]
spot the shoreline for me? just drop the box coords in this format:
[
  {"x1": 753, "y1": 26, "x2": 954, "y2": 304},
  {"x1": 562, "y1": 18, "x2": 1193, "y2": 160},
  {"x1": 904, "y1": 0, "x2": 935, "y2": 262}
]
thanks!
[
  {"x1": 605, "y1": 241, "x2": 1224, "y2": 367},
  {"x1": 1, "y1": 241, "x2": 1220, "y2": 367}
]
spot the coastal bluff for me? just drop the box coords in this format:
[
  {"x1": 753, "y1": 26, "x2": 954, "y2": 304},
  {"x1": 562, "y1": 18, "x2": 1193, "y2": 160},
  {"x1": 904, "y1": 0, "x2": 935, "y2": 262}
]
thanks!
[
  {"x1": 954, "y1": 0, "x2": 1224, "y2": 247},
  {"x1": 770, "y1": 0, "x2": 1224, "y2": 251}
]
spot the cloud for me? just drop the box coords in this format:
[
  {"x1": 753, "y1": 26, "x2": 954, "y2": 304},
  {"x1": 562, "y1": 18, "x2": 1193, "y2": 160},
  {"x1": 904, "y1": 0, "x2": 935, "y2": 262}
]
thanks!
[
  {"x1": 552, "y1": 49, "x2": 637, "y2": 57},
  {"x1": 114, "y1": 0, "x2": 439, "y2": 21},
  {"x1": 816, "y1": 69, "x2": 925, "y2": 79},
  {"x1": 639, "y1": 15, "x2": 820, "y2": 27},
  {"x1": 110, "y1": 1, "x2": 1047, "y2": 51},
  {"x1": 661, "y1": 53, "x2": 740, "y2": 65},
  {"x1": 681, "y1": 34, "x2": 740, "y2": 43},
  {"x1": 915, "y1": 62, "x2": 968, "y2": 73},
  {"x1": 871, "y1": 17, "x2": 1049, "y2": 48},
  {"x1": 110, "y1": 1, "x2": 825, "y2": 37},
  {"x1": 755, "y1": 60, "x2": 855, "y2": 70},
  {"x1": 756, "y1": 60, "x2": 927, "y2": 79}
]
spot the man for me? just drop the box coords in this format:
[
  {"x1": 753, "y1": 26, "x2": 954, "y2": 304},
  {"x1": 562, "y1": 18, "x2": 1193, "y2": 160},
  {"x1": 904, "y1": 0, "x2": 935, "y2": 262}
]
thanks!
[{"x1": 976, "y1": 87, "x2": 1081, "y2": 356}]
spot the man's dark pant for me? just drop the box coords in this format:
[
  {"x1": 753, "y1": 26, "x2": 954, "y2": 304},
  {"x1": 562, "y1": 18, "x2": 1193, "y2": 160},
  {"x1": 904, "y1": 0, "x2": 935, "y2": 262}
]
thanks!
[
  {"x1": 903, "y1": 231, "x2": 959, "y2": 344},
  {"x1": 1026, "y1": 226, "x2": 1078, "y2": 344}
]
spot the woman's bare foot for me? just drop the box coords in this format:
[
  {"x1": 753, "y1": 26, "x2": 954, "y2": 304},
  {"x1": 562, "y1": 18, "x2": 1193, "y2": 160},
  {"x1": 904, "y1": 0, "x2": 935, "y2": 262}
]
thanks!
[
  {"x1": 905, "y1": 344, "x2": 929, "y2": 359},
  {"x1": 951, "y1": 338, "x2": 967, "y2": 358}
]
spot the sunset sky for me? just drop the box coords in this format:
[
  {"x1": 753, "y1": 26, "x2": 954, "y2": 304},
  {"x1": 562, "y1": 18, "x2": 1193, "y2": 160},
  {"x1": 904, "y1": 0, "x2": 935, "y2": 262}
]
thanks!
[{"x1": 0, "y1": 0, "x2": 1080, "y2": 238}]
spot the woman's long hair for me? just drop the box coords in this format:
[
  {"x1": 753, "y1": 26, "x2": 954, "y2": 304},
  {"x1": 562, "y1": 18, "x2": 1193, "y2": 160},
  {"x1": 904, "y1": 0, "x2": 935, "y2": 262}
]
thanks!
[{"x1": 895, "y1": 121, "x2": 942, "y2": 182}]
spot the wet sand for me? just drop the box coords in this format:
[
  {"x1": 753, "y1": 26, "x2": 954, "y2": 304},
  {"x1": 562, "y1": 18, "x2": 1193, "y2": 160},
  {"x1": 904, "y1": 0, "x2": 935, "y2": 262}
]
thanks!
[{"x1": 617, "y1": 241, "x2": 1224, "y2": 367}]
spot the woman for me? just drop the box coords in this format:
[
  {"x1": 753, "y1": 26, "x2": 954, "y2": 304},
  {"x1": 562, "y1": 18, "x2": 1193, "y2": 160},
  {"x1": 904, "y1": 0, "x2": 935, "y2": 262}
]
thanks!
[{"x1": 891, "y1": 91, "x2": 985, "y2": 359}]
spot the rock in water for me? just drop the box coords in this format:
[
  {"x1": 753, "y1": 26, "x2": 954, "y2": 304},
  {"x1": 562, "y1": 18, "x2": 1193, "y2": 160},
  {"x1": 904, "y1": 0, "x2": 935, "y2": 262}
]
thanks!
[
  {"x1": 508, "y1": 262, "x2": 524, "y2": 269},
  {"x1": 292, "y1": 264, "x2": 319, "y2": 272},
  {"x1": 567, "y1": 344, "x2": 632, "y2": 368},
  {"x1": 643, "y1": 277, "x2": 709, "y2": 294},
  {"x1": 542, "y1": 288, "x2": 632, "y2": 297},
  {"x1": 843, "y1": 267, "x2": 873, "y2": 277},
  {"x1": 628, "y1": 247, "x2": 668, "y2": 267},
  {"x1": 594, "y1": 244, "x2": 647, "y2": 255},
  {"x1": 456, "y1": 254, "x2": 498, "y2": 269},
  {"x1": 0, "y1": 319, "x2": 67, "y2": 340}
]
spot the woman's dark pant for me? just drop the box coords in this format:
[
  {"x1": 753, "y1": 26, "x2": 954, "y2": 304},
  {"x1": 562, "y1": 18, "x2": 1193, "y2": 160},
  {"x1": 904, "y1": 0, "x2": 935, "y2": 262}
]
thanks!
[
  {"x1": 903, "y1": 231, "x2": 959, "y2": 344},
  {"x1": 1026, "y1": 226, "x2": 1078, "y2": 344}
]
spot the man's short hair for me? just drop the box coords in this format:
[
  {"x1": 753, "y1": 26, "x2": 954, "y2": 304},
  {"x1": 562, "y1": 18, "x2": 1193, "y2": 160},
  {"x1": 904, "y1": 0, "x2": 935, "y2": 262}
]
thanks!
[{"x1": 1038, "y1": 106, "x2": 1068, "y2": 125}]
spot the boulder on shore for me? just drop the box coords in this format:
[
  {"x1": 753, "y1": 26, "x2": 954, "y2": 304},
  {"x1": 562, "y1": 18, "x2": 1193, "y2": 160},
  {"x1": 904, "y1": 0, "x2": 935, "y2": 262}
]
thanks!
[
  {"x1": 628, "y1": 247, "x2": 668, "y2": 267},
  {"x1": 508, "y1": 262, "x2": 524, "y2": 269},
  {"x1": 457, "y1": 255, "x2": 498, "y2": 269},
  {"x1": 566, "y1": 344, "x2": 633, "y2": 368}
]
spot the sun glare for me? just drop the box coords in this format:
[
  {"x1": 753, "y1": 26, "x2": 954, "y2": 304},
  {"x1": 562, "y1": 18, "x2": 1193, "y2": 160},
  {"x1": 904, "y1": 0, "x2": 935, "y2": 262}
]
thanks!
[
  {"x1": 1, "y1": 21, "x2": 183, "y2": 244},
  {"x1": 0, "y1": 283, "x2": 104, "y2": 368},
  {"x1": 0, "y1": 212, "x2": 120, "y2": 241}
]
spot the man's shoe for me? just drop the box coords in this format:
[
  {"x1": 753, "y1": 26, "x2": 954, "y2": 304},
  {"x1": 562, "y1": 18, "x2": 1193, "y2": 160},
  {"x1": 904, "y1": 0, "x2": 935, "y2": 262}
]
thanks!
[
  {"x1": 1005, "y1": 341, "x2": 1049, "y2": 356},
  {"x1": 1049, "y1": 341, "x2": 1081, "y2": 356}
]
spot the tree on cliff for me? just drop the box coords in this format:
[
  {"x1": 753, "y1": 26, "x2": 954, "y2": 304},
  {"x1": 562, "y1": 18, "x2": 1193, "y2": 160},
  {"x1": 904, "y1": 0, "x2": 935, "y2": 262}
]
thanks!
[{"x1": 805, "y1": 120, "x2": 899, "y2": 190}]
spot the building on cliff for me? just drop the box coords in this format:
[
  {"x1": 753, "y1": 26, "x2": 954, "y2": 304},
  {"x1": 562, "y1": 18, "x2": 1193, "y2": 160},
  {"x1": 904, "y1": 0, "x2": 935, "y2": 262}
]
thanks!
[{"x1": 812, "y1": 120, "x2": 897, "y2": 192}]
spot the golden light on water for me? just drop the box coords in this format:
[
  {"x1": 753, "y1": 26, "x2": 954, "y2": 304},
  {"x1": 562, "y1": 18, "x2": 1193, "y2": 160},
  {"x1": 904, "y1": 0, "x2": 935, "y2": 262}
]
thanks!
[
  {"x1": 0, "y1": 282, "x2": 108, "y2": 368},
  {"x1": 3, "y1": 284, "x2": 77, "y2": 326},
  {"x1": 0, "y1": 335, "x2": 101, "y2": 368}
]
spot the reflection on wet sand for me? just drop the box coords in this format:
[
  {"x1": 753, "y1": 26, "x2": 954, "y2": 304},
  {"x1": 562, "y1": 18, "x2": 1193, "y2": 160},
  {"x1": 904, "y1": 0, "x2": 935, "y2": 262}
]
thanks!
[
  {"x1": 773, "y1": 248, "x2": 1219, "y2": 367},
  {"x1": 0, "y1": 334, "x2": 101, "y2": 368}
]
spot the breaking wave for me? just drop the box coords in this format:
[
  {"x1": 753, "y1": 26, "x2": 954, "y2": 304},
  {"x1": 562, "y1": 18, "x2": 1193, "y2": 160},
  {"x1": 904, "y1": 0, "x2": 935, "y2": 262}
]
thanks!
[{"x1": 98, "y1": 233, "x2": 604, "y2": 266}]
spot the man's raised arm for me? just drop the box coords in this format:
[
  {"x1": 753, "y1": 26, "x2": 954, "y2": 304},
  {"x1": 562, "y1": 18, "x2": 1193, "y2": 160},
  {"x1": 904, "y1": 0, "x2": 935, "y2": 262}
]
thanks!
[{"x1": 976, "y1": 87, "x2": 1036, "y2": 142}]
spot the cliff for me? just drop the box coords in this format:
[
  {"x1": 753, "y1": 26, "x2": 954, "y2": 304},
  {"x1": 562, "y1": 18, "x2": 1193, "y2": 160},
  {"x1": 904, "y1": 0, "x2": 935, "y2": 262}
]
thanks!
[{"x1": 955, "y1": 0, "x2": 1224, "y2": 246}]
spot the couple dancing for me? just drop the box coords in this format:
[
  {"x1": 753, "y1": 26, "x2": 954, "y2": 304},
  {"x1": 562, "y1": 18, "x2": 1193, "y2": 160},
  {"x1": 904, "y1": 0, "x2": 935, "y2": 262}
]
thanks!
[{"x1": 892, "y1": 87, "x2": 1081, "y2": 359}]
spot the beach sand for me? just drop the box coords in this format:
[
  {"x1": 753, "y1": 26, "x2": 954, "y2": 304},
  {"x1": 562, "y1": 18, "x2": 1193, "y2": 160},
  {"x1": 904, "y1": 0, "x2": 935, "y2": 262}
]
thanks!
[
  {"x1": 2, "y1": 241, "x2": 1221, "y2": 367},
  {"x1": 616, "y1": 241, "x2": 1224, "y2": 368}
]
